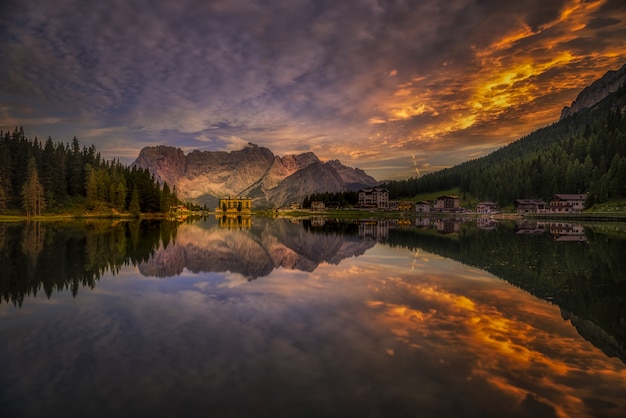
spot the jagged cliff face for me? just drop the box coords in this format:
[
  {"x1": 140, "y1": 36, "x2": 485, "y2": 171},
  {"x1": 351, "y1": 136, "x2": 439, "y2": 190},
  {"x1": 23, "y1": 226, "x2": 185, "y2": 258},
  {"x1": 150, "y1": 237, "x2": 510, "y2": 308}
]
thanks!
[
  {"x1": 560, "y1": 63, "x2": 626, "y2": 120},
  {"x1": 131, "y1": 143, "x2": 377, "y2": 208}
]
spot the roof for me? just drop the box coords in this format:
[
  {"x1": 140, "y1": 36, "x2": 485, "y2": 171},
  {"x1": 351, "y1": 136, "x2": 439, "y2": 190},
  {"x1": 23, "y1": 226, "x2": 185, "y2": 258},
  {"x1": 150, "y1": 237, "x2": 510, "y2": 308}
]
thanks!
[
  {"x1": 477, "y1": 201, "x2": 497, "y2": 206},
  {"x1": 514, "y1": 199, "x2": 546, "y2": 205},
  {"x1": 359, "y1": 187, "x2": 389, "y2": 193},
  {"x1": 551, "y1": 193, "x2": 588, "y2": 201}
]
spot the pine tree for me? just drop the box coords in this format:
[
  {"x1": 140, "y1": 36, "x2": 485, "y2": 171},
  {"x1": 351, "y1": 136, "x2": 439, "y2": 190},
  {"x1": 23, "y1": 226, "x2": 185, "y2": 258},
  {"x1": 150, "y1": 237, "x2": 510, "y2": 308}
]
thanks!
[
  {"x1": 129, "y1": 186, "x2": 140, "y2": 217},
  {"x1": 0, "y1": 178, "x2": 7, "y2": 212},
  {"x1": 21, "y1": 157, "x2": 45, "y2": 217}
]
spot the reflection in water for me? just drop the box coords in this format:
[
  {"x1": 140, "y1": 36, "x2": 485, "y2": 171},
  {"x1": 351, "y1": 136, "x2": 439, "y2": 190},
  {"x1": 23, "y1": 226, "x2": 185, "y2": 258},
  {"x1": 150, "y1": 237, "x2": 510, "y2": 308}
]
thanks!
[
  {"x1": 217, "y1": 214, "x2": 252, "y2": 229},
  {"x1": 0, "y1": 217, "x2": 625, "y2": 417},
  {"x1": 139, "y1": 217, "x2": 375, "y2": 278},
  {"x1": 0, "y1": 220, "x2": 175, "y2": 305}
]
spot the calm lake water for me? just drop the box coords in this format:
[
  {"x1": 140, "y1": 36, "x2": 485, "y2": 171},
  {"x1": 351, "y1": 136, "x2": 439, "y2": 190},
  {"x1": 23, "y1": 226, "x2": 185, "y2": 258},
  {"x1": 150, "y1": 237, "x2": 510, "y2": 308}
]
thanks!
[{"x1": 1, "y1": 216, "x2": 625, "y2": 418}]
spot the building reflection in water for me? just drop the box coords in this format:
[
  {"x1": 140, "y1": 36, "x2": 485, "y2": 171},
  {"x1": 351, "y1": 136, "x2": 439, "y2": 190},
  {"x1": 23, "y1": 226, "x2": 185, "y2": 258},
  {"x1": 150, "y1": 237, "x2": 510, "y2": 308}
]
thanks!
[
  {"x1": 217, "y1": 214, "x2": 252, "y2": 229},
  {"x1": 515, "y1": 220, "x2": 587, "y2": 241}
]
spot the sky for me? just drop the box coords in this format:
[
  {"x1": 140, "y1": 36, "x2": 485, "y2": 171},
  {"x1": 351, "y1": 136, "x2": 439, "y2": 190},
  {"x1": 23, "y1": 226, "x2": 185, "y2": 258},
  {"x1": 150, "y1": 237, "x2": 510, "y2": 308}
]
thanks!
[{"x1": 1, "y1": 0, "x2": 626, "y2": 180}]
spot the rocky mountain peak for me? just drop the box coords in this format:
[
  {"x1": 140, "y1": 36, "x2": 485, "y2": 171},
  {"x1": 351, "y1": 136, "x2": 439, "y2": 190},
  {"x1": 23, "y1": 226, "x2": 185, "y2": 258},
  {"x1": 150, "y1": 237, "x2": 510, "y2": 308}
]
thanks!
[
  {"x1": 560, "y1": 63, "x2": 626, "y2": 120},
  {"x1": 131, "y1": 144, "x2": 377, "y2": 208}
]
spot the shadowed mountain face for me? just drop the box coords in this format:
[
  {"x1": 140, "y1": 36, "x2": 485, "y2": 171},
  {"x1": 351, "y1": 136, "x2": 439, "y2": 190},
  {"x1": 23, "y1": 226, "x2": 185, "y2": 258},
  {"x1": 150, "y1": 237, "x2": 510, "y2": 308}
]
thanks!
[
  {"x1": 138, "y1": 217, "x2": 376, "y2": 279},
  {"x1": 131, "y1": 143, "x2": 377, "y2": 208},
  {"x1": 560, "y1": 63, "x2": 626, "y2": 120}
]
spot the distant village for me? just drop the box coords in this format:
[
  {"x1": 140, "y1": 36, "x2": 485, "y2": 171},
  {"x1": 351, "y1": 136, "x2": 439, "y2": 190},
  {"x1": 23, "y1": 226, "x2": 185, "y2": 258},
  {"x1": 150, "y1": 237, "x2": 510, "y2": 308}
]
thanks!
[
  {"x1": 293, "y1": 187, "x2": 589, "y2": 216},
  {"x1": 197, "y1": 189, "x2": 590, "y2": 217}
]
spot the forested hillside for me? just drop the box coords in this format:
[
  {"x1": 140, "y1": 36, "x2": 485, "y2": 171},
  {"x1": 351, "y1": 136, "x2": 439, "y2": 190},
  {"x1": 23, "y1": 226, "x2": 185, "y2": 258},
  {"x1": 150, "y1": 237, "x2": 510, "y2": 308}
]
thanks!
[
  {"x1": 0, "y1": 127, "x2": 178, "y2": 215},
  {"x1": 386, "y1": 85, "x2": 626, "y2": 207}
]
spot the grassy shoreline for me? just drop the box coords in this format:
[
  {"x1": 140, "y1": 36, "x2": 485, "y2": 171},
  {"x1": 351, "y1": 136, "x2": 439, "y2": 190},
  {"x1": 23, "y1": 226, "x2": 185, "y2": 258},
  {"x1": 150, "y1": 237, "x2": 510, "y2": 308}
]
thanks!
[{"x1": 3, "y1": 208, "x2": 626, "y2": 223}]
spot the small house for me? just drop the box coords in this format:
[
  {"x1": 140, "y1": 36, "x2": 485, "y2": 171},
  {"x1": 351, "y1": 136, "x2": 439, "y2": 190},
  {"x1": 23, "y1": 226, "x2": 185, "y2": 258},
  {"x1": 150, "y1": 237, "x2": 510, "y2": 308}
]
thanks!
[
  {"x1": 514, "y1": 199, "x2": 546, "y2": 215},
  {"x1": 476, "y1": 201, "x2": 498, "y2": 214},
  {"x1": 434, "y1": 195, "x2": 460, "y2": 211},
  {"x1": 415, "y1": 201, "x2": 431, "y2": 213},
  {"x1": 311, "y1": 201, "x2": 325, "y2": 210}
]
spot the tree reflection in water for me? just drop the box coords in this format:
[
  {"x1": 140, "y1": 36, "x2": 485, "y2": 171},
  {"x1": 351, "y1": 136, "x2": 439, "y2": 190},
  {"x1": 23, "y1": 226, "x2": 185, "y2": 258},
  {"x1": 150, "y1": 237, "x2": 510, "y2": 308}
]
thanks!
[{"x1": 0, "y1": 216, "x2": 625, "y2": 417}]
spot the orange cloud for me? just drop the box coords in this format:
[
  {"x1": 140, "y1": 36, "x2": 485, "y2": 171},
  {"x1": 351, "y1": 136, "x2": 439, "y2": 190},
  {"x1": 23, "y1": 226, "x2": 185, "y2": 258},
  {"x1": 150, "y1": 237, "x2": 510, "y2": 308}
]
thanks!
[
  {"x1": 366, "y1": 279, "x2": 626, "y2": 418},
  {"x1": 367, "y1": 0, "x2": 626, "y2": 164}
]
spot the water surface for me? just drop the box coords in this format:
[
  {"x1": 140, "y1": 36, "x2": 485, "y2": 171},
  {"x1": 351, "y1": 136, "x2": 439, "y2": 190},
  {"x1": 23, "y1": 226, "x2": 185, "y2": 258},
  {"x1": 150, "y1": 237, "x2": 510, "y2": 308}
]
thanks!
[{"x1": 1, "y1": 217, "x2": 625, "y2": 417}]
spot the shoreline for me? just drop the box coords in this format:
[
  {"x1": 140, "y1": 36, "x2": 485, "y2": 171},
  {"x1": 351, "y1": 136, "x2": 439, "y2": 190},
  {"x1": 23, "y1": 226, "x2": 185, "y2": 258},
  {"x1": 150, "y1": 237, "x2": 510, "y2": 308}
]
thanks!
[{"x1": 3, "y1": 209, "x2": 626, "y2": 223}]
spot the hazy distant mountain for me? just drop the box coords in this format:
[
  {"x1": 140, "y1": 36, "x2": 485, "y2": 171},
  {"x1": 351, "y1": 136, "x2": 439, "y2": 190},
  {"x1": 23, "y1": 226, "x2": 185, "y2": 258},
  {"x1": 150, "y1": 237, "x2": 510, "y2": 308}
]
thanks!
[
  {"x1": 560, "y1": 63, "x2": 626, "y2": 120},
  {"x1": 131, "y1": 143, "x2": 377, "y2": 208}
]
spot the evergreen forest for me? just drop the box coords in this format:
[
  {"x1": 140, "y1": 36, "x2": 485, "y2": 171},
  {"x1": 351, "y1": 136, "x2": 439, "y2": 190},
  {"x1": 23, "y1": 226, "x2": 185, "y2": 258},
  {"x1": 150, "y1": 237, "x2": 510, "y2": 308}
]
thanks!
[
  {"x1": 0, "y1": 127, "x2": 179, "y2": 216},
  {"x1": 385, "y1": 85, "x2": 626, "y2": 207}
]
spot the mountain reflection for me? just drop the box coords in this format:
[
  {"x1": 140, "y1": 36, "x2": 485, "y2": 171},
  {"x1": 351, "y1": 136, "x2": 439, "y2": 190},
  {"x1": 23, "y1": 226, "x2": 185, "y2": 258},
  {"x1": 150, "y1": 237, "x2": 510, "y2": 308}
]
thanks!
[
  {"x1": 138, "y1": 217, "x2": 376, "y2": 278},
  {"x1": 1, "y1": 216, "x2": 624, "y2": 365}
]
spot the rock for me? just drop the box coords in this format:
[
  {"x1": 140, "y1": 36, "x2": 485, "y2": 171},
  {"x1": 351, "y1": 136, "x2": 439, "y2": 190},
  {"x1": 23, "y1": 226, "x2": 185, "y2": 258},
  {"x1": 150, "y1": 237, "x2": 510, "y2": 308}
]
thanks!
[
  {"x1": 560, "y1": 63, "x2": 626, "y2": 120},
  {"x1": 131, "y1": 143, "x2": 377, "y2": 208}
]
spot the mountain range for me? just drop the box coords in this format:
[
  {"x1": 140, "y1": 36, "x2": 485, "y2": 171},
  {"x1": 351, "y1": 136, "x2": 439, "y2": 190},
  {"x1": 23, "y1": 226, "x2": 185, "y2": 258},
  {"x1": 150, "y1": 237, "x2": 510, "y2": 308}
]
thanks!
[
  {"x1": 131, "y1": 143, "x2": 376, "y2": 209},
  {"x1": 132, "y1": 63, "x2": 626, "y2": 210}
]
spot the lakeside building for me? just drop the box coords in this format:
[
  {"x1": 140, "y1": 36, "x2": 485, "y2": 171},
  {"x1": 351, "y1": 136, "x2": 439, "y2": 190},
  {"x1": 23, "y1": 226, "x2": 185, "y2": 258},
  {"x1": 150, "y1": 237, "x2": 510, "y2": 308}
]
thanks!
[
  {"x1": 415, "y1": 201, "x2": 431, "y2": 213},
  {"x1": 476, "y1": 201, "x2": 498, "y2": 214},
  {"x1": 311, "y1": 201, "x2": 326, "y2": 210},
  {"x1": 514, "y1": 199, "x2": 547, "y2": 215},
  {"x1": 358, "y1": 188, "x2": 390, "y2": 209},
  {"x1": 548, "y1": 194, "x2": 587, "y2": 213},
  {"x1": 434, "y1": 195, "x2": 460, "y2": 211},
  {"x1": 216, "y1": 197, "x2": 252, "y2": 213}
]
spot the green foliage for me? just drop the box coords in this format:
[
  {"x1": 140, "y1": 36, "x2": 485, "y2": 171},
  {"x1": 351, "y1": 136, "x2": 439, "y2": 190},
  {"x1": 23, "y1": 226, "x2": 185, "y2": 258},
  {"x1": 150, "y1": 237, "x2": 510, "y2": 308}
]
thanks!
[
  {"x1": 302, "y1": 191, "x2": 358, "y2": 208},
  {"x1": 0, "y1": 178, "x2": 7, "y2": 212},
  {"x1": 386, "y1": 87, "x2": 626, "y2": 206},
  {"x1": 129, "y1": 186, "x2": 140, "y2": 217},
  {"x1": 0, "y1": 128, "x2": 175, "y2": 215},
  {"x1": 21, "y1": 157, "x2": 45, "y2": 217},
  {"x1": 0, "y1": 220, "x2": 176, "y2": 306}
]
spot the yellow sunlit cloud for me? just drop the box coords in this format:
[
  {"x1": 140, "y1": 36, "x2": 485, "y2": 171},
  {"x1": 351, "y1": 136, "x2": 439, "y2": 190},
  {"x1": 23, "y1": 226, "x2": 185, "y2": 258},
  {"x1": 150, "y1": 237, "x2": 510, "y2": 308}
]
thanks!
[{"x1": 366, "y1": 0, "x2": 626, "y2": 166}]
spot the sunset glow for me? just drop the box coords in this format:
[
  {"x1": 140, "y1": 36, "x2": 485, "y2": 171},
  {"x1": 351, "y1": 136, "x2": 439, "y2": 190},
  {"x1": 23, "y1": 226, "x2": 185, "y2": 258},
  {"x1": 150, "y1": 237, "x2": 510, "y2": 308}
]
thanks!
[{"x1": 1, "y1": 0, "x2": 626, "y2": 179}]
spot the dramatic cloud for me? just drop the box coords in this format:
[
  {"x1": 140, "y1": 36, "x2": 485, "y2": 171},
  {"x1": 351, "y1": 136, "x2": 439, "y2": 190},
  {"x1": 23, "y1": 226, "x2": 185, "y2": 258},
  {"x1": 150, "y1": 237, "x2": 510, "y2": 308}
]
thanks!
[{"x1": 1, "y1": 0, "x2": 625, "y2": 179}]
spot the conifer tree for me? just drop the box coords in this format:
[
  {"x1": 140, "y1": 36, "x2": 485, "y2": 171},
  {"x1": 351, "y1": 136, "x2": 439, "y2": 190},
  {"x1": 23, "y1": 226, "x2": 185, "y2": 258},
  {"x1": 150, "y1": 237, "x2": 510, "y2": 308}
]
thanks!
[
  {"x1": 21, "y1": 157, "x2": 45, "y2": 217},
  {"x1": 129, "y1": 186, "x2": 140, "y2": 217},
  {"x1": 0, "y1": 179, "x2": 7, "y2": 212}
]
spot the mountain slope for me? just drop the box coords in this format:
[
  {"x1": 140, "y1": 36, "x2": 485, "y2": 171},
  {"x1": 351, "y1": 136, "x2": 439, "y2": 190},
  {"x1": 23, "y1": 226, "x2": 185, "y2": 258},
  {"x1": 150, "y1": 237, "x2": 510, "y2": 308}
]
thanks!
[
  {"x1": 132, "y1": 143, "x2": 377, "y2": 208},
  {"x1": 387, "y1": 65, "x2": 626, "y2": 206},
  {"x1": 560, "y1": 63, "x2": 626, "y2": 120}
]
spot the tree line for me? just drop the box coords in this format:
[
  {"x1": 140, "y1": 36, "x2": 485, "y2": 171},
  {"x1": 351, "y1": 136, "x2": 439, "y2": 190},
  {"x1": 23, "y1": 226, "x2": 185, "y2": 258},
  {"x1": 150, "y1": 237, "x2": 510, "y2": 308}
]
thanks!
[
  {"x1": 0, "y1": 127, "x2": 180, "y2": 215},
  {"x1": 384, "y1": 85, "x2": 626, "y2": 207},
  {"x1": 301, "y1": 191, "x2": 359, "y2": 208}
]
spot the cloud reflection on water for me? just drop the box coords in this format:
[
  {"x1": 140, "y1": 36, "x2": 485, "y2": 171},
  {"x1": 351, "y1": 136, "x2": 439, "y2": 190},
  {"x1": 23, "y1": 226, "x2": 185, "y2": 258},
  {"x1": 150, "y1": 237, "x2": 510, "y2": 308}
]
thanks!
[
  {"x1": 360, "y1": 257, "x2": 626, "y2": 418},
  {"x1": 1, "y1": 220, "x2": 625, "y2": 417}
]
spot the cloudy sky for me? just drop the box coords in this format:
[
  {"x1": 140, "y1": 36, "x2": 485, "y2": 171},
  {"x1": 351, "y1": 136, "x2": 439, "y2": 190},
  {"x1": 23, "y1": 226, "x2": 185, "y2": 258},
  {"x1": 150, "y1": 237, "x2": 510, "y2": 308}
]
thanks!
[{"x1": 1, "y1": 0, "x2": 626, "y2": 180}]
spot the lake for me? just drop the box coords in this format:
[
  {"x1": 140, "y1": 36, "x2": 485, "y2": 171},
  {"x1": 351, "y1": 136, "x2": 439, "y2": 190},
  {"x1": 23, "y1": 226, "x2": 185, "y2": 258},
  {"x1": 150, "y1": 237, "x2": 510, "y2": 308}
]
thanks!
[{"x1": 1, "y1": 216, "x2": 625, "y2": 418}]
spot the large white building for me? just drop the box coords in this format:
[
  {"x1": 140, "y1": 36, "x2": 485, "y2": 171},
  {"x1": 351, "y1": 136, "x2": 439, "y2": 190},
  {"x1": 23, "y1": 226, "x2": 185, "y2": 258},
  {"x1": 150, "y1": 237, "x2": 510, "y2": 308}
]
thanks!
[
  {"x1": 548, "y1": 194, "x2": 587, "y2": 213},
  {"x1": 358, "y1": 188, "x2": 389, "y2": 209}
]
